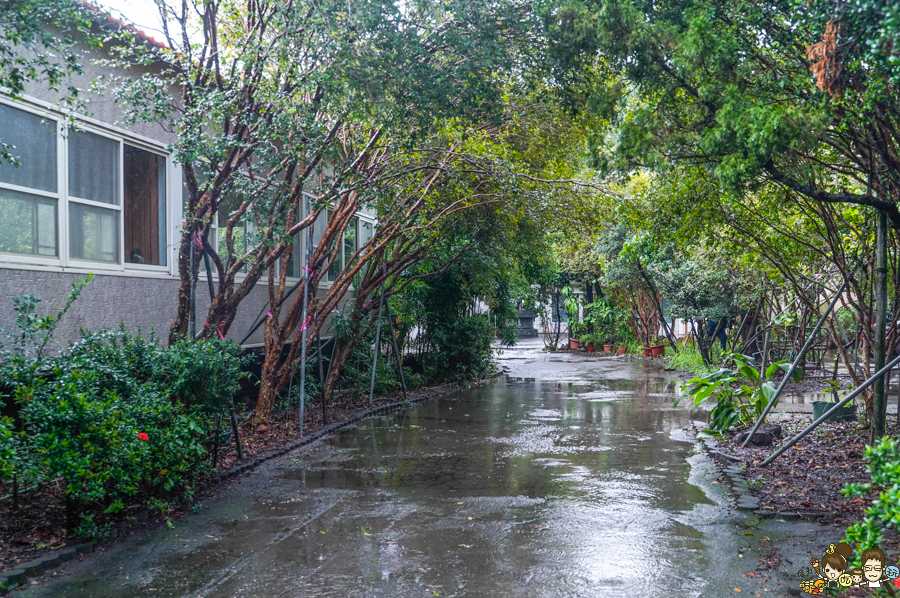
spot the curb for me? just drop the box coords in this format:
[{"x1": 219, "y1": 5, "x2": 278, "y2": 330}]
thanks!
[
  {"x1": 697, "y1": 435, "x2": 761, "y2": 512},
  {"x1": 0, "y1": 545, "x2": 90, "y2": 594},
  {"x1": 211, "y1": 384, "x2": 467, "y2": 483}
]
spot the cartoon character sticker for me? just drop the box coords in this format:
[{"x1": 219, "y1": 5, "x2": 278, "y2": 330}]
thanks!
[
  {"x1": 812, "y1": 543, "x2": 852, "y2": 590},
  {"x1": 798, "y1": 543, "x2": 899, "y2": 595},
  {"x1": 862, "y1": 547, "x2": 887, "y2": 588}
]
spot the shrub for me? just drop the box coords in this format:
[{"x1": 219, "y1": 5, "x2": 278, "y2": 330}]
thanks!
[
  {"x1": 0, "y1": 280, "x2": 249, "y2": 528},
  {"x1": 20, "y1": 373, "x2": 207, "y2": 508},
  {"x1": 843, "y1": 437, "x2": 900, "y2": 552},
  {"x1": 424, "y1": 313, "x2": 495, "y2": 380}
]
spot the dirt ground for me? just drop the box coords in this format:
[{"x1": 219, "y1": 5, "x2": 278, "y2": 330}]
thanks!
[{"x1": 718, "y1": 417, "x2": 900, "y2": 578}]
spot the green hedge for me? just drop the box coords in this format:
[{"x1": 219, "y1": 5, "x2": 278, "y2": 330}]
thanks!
[{"x1": 0, "y1": 279, "x2": 249, "y2": 534}]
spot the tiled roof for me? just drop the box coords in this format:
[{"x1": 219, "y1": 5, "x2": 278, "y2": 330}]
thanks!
[{"x1": 80, "y1": 1, "x2": 169, "y2": 51}]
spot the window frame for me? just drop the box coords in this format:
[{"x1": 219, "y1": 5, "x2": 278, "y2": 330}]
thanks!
[
  {"x1": 303, "y1": 202, "x2": 374, "y2": 289},
  {"x1": 0, "y1": 95, "x2": 176, "y2": 275},
  {"x1": 122, "y1": 141, "x2": 172, "y2": 272},
  {"x1": 64, "y1": 122, "x2": 124, "y2": 271},
  {"x1": 0, "y1": 97, "x2": 63, "y2": 267},
  {"x1": 0, "y1": 95, "x2": 371, "y2": 283}
]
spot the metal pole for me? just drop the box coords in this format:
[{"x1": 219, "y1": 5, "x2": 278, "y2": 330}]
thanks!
[
  {"x1": 385, "y1": 302, "x2": 407, "y2": 401},
  {"x1": 203, "y1": 247, "x2": 215, "y2": 301},
  {"x1": 189, "y1": 235, "x2": 196, "y2": 339},
  {"x1": 229, "y1": 400, "x2": 243, "y2": 460},
  {"x1": 317, "y1": 328, "x2": 327, "y2": 425},
  {"x1": 368, "y1": 279, "x2": 386, "y2": 406},
  {"x1": 297, "y1": 196, "x2": 314, "y2": 435},
  {"x1": 759, "y1": 329, "x2": 769, "y2": 379},
  {"x1": 742, "y1": 256, "x2": 864, "y2": 447},
  {"x1": 873, "y1": 210, "x2": 888, "y2": 441},
  {"x1": 761, "y1": 350, "x2": 900, "y2": 466}
]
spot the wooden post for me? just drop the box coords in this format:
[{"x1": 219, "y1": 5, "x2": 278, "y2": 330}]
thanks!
[{"x1": 230, "y1": 400, "x2": 243, "y2": 460}]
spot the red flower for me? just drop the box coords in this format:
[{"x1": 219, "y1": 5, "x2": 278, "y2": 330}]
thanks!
[
  {"x1": 137, "y1": 432, "x2": 149, "y2": 441},
  {"x1": 894, "y1": 578, "x2": 900, "y2": 588}
]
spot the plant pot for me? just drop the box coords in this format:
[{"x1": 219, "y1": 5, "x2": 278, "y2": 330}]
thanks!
[
  {"x1": 642, "y1": 346, "x2": 652, "y2": 357},
  {"x1": 650, "y1": 344, "x2": 665, "y2": 358},
  {"x1": 586, "y1": 344, "x2": 595, "y2": 352},
  {"x1": 811, "y1": 401, "x2": 857, "y2": 422},
  {"x1": 617, "y1": 345, "x2": 627, "y2": 354},
  {"x1": 569, "y1": 339, "x2": 580, "y2": 350},
  {"x1": 603, "y1": 344, "x2": 614, "y2": 352}
]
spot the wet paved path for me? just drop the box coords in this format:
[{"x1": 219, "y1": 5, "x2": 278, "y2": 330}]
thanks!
[{"x1": 24, "y1": 345, "x2": 831, "y2": 597}]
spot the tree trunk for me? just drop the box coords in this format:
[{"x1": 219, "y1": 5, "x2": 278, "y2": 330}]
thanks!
[
  {"x1": 323, "y1": 337, "x2": 355, "y2": 406},
  {"x1": 254, "y1": 347, "x2": 284, "y2": 423}
]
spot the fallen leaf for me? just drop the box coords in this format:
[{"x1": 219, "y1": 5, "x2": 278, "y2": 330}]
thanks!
[
  {"x1": 456, "y1": 502, "x2": 464, "y2": 505},
  {"x1": 468, "y1": 517, "x2": 474, "y2": 521},
  {"x1": 743, "y1": 532, "x2": 754, "y2": 536},
  {"x1": 734, "y1": 588, "x2": 742, "y2": 592},
  {"x1": 364, "y1": 532, "x2": 372, "y2": 536},
  {"x1": 318, "y1": 531, "x2": 325, "y2": 534},
  {"x1": 459, "y1": 544, "x2": 471, "y2": 548}
]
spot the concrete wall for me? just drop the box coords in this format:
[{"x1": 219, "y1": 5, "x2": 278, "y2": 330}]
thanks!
[
  {"x1": 20, "y1": 29, "x2": 178, "y2": 145},
  {"x1": 0, "y1": 267, "x2": 270, "y2": 350}
]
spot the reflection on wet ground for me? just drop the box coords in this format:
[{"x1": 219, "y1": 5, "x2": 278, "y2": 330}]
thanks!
[{"x1": 23, "y1": 348, "x2": 831, "y2": 597}]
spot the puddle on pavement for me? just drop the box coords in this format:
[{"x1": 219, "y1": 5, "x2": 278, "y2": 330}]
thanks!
[{"x1": 22, "y1": 362, "x2": 831, "y2": 598}]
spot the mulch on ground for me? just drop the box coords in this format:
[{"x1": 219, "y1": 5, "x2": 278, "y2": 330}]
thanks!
[
  {"x1": 0, "y1": 380, "x2": 471, "y2": 573},
  {"x1": 720, "y1": 417, "x2": 900, "y2": 519},
  {"x1": 718, "y1": 416, "x2": 900, "y2": 574}
]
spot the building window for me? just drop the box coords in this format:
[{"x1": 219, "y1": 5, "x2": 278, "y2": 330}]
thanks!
[
  {"x1": 217, "y1": 190, "x2": 254, "y2": 273},
  {"x1": 69, "y1": 202, "x2": 118, "y2": 262},
  {"x1": 326, "y1": 213, "x2": 359, "y2": 281},
  {"x1": 0, "y1": 103, "x2": 58, "y2": 257},
  {"x1": 343, "y1": 215, "x2": 358, "y2": 269},
  {"x1": 124, "y1": 145, "x2": 166, "y2": 265},
  {"x1": 68, "y1": 129, "x2": 121, "y2": 263},
  {"x1": 361, "y1": 220, "x2": 374, "y2": 248},
  {"x1": 283, "y1": 232, "x2": 302, "y2": 279}
]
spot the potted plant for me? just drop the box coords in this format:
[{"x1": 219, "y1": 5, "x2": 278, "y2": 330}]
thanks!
[
  {"x1": 603, "y1": 342, "x2": 614, "y2": 352},
  {"x1": 650, "y1": 337, "x2": 666, "y2": 358},
  {"x1": 562, "y1": 286, "x2": 583, "y2": 350},
  {"x1": 581, "y1": 333, "x2": 596, "y2": 352},
  {"x1": 567, "y1": 318, "x2": 585, "y2": 351},
  {"x1": 642, "y1": 345, "x2": 652, "y2": 357},
  {"x1": 811, "y1": 380, "x2": 857, "y2": 421},
  {"x1": 617, "y1": 344, "x2": 628, "y2": 354}
]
